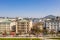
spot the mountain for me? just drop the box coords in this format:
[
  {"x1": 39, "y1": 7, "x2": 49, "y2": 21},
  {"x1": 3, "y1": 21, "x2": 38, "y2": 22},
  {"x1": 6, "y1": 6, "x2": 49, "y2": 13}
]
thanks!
[{"x1": 44, "y1": 15, "x2": 56, "y2": 19}]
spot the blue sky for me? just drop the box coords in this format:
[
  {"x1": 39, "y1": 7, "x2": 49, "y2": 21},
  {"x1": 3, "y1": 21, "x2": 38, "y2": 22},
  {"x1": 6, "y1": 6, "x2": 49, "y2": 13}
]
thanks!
[{"x1": 0, "y1": 0, "x2": 60, "y2": 18}]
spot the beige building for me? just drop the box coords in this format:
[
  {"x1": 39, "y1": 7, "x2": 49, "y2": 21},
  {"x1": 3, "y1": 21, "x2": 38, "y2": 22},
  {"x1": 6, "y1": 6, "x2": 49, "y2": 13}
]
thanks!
[
  {"x1": 0, "y1": 17, "x2": 32, "y2": 35},
  {"x1": 16, "y1": 19, "x2": 32, "y2": 34}
]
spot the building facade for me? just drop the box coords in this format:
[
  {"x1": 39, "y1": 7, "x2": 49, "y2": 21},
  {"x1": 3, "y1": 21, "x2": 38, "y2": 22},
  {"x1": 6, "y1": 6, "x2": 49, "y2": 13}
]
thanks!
[
  {"x1": 0, "y1": 19, "x2": 11, "y2": 34},
  {"x1": 45, "y1": 18, "x2": 60, "y2": 33},
  {"x1": 0, "y1": 17, "x2": 32, "y2": 35},
  {"x1": 16, "y1": 19, "x2": 32, "y2": 34}
]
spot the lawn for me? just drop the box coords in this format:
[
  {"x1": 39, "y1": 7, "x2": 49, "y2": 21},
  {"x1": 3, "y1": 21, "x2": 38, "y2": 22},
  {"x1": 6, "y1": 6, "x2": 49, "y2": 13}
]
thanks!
[
  {"x1": 0, "y1": 38, "x2": 41, "y2": 40},
  {"x1": 49, "y1": 38, "x2": 60, "y2": 40}
]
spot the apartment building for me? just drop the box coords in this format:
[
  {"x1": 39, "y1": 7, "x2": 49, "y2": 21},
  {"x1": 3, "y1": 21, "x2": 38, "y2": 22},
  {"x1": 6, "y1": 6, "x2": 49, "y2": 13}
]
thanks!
[
  {"x1": 0, "y1": 19, "x2": 11, "y2": 34},
  {"x1": 16, "y1": 19, "x2": 32, "y2": 34},
  {"x1": 0, "y1": 17, "x2": 33, "y2": 35},
  {"x1": 45, "y1": 17, "x2": 60, "y2": 33}
]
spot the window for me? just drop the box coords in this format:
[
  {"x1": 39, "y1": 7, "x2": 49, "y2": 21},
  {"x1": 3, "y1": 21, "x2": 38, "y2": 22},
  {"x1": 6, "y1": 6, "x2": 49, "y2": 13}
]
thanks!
[
  {"x1": 21, "y1": 26, "x2": 26, "y2": 29},
  {"x1": 21, "y1": 22, "x2": 25, "y2": 24}
]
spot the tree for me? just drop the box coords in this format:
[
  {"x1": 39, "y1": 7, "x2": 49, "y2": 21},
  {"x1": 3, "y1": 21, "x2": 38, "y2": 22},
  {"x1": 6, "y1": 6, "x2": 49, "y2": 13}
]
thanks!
[
  {"x1": 31, "y1": 26, "x2": 41, "y2": 37},
  {"x1": 43, "y1": 27, "x2": 48, "y2": 35},
  {"x1": 50, "y1": 29, "x2": 55, "y2": 36}
]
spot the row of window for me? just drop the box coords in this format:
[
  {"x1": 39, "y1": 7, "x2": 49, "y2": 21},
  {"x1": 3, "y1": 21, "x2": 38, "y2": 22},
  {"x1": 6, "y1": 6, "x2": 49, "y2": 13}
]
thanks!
[
  {"x1": 46, "y1": 22, "x2": 59, "y2": 24},
  {"x1": 0, "y1": 23, "x2": 10, "y2": 25}
]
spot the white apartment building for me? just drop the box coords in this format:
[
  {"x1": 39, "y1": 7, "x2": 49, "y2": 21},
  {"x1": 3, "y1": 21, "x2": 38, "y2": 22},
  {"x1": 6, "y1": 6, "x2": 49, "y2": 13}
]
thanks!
[
  {"x1": 0, "y1": 19, "x2": 11, "y2": 34},
  {"x1": 45, "y1": 18, "x2": 60, "y2": 33}
]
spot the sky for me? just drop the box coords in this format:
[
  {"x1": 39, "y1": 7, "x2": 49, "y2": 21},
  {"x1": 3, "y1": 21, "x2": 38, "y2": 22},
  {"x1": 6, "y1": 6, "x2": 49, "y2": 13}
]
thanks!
[{"x1": 0, "y1": 0, "x2": 60, "y2": 18}]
